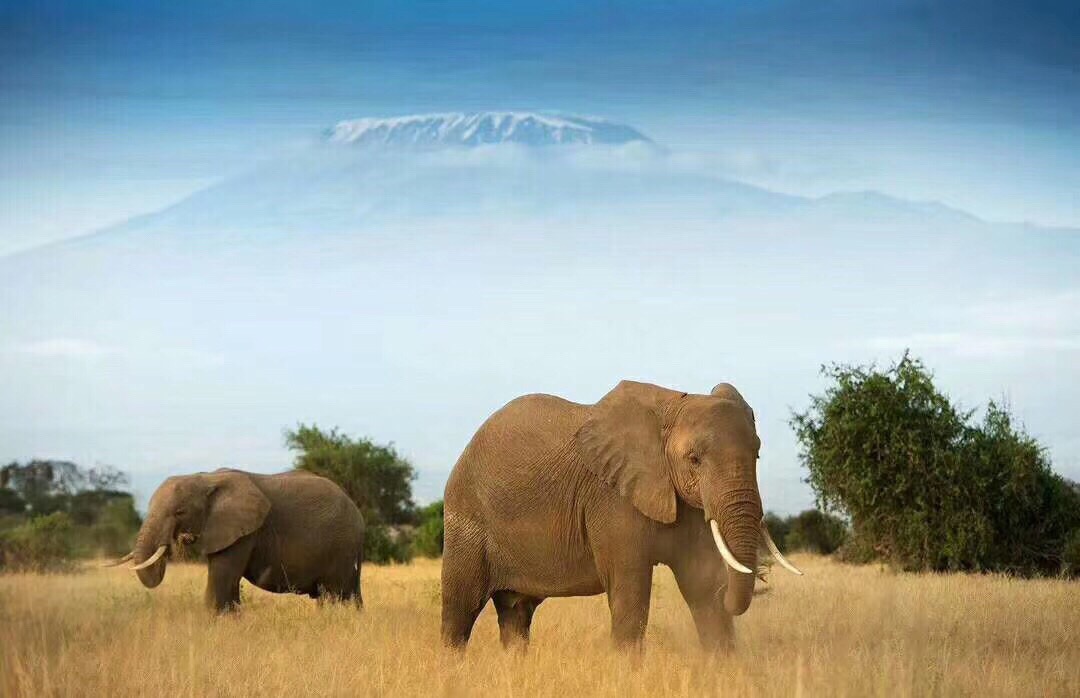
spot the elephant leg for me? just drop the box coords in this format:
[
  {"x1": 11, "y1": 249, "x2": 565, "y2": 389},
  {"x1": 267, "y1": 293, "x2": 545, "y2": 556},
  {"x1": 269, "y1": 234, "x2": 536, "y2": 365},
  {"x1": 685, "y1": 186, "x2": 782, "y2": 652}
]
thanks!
[
  {"x1": 337, "y1": 559, "x2": 362, "y2": 607},
  {"x1": 670, "y1": 560, "x2": 734, "y2": 652},
  {"x1": 205, "y1": 537, "x2": 254, "y2": 613},
  {"x1": 685, "y1": 600, "x2": 734, "y2": 652},
  {"x1": 321, "y1": 559, "x2": 362, "y2": 607},
  {"x1": 604, "y1": 567, "x2": 653, "y2": 650},
  {"x1": 441, "y1": 519, "x2": 490, "y2": 649},
  {"x1": 441, "y1": 589, "x2": 487, "y2": 649},
  {"x1": 492, "y1": 591, "x2": 541, "y2": 650}
]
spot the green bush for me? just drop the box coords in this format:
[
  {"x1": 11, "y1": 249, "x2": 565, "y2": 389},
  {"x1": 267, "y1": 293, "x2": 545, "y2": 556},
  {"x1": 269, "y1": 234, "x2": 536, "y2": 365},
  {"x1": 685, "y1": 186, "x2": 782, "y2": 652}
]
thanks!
[
  {"x1": 0, "y1": 512, "x2": 77, "y2": 572},
  {"x1": 365, "y1": 524, "x2": 413, "y2": 564},
  {"x1": 411, "y1": 501, "x2": 444, "y2": 558},
  {"x1": 785, "y1": 509, "x2": 848, "y2": 554},
  {"x1": 763, "y1": 512, "x2": 792, "y2": 552},
  {"x1": 792, "y1": 353, "x2": 1080, "y2": 575}
]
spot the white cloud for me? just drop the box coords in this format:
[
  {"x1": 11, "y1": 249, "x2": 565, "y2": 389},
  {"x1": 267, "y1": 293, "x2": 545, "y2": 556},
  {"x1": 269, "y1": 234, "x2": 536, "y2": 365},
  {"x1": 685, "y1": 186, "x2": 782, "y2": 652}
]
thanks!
[
  {"x1": 853, "y1": 290, "x2": 1080, "y2": 359},
  {"x1": 4, "y1": 338, "x2": 225, "y2": 367},
  {"x1": 861, "y1": 332, "x2": 1080, "y2": 359},
  {"x1": 967, "y1": 291, "x2": 1080, "y2": 333},
  {"x1": 8, "y1": 338, "x2": 118, "y2": 360}
]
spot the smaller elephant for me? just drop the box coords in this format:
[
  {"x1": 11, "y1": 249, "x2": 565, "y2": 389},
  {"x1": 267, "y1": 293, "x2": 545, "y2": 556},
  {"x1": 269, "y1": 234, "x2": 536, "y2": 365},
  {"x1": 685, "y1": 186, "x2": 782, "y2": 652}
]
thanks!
[{"x1": 108, "y1": 468, "x2": 364, "y2": 612}]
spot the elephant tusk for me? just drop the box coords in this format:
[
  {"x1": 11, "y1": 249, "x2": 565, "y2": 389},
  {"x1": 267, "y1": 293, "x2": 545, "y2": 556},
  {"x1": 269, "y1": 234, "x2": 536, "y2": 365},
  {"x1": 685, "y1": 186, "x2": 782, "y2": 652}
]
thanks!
[
  {"x1": 760, "y1": 520, "x2": 804, "y2": 576},
  {"x1": 101, "y1": 552, "x2": 134, "y2": 568},
  {"x1": 710, "y1": 520, "x2": 753, "y2": 574},
  {"x1": 130, "y1": 545, "x2": 167, "y2": 571}
]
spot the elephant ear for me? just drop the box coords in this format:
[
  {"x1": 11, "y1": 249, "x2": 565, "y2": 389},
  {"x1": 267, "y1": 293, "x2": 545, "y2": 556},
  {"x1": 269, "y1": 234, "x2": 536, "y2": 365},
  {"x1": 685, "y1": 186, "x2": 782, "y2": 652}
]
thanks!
[
  {"x1": 575, "y1": 381, "x2": 679, "y2": 524},
  {"x1": 711, "y1": 383, "x2": 755, "y2": 428},
  {"x1": 200, "y1": 470, "x2": 271, "y2": 554}
]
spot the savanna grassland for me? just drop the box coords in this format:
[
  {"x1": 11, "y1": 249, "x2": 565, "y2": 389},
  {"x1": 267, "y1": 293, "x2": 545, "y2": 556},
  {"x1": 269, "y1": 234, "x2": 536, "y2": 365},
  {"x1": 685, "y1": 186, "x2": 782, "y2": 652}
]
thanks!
[{"x1": 1, "y1": 555, "x2": 1077, "y2": 697}]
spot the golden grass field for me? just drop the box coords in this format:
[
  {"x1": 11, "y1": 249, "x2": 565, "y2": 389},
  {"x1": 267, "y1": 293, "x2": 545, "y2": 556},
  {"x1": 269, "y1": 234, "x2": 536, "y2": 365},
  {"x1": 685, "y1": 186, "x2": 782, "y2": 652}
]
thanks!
[{"x1": 1, "y1": 555, "x2": 1077, "y2": 697}]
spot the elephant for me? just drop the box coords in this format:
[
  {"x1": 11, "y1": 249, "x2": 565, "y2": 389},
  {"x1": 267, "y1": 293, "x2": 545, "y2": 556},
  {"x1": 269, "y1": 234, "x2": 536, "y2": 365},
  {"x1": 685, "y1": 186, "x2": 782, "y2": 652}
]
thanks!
[
  {"x1": 108, "y1": 468, "x2": 365, "y2": 612},
  {"x1": 441, "y1": 380, "x2": 801, "y2": 650}
]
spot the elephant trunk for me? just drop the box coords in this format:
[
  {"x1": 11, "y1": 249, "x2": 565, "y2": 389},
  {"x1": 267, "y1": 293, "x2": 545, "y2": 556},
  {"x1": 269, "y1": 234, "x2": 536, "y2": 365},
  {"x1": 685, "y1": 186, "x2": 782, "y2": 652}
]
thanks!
[
  {"x1": 132, "y1": 512, "x2": 170, "y2": 588},
  {"x1": 709, "y1": 484, "x2": 762, "y2": 616}
]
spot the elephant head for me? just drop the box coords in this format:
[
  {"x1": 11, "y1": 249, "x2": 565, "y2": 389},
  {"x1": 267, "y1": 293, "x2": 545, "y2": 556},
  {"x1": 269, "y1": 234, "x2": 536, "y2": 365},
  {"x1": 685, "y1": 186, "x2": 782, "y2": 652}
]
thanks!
[
  {"x1": 576, "y1": 381, "x2": 800, "y2": 616},
  {"x1": 108, "y1": 469, "x2": 270, "y2": 588}
]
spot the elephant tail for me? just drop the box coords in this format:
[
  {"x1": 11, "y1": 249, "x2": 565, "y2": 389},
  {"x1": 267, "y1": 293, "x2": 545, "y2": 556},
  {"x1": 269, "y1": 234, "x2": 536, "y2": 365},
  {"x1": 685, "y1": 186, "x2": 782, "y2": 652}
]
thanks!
[{"x1": 353, "y1": 544, "x2": 364, "y2": 607}]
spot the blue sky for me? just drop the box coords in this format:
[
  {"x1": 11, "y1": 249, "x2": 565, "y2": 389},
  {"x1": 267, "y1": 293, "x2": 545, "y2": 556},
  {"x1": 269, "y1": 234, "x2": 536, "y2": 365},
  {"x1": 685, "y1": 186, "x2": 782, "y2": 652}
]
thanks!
[{"x1": 2, "y1": 1, "x2": 1079, "y2": 254}]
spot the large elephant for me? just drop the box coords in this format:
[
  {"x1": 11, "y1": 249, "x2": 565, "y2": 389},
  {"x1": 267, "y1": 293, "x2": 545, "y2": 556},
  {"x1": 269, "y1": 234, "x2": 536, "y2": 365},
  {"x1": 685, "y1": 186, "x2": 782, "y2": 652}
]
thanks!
[
  {"x1": 109, "y1": 469, "x2": 365, "y2": 612},
  {"x1": 441, "y1": 380, "x2": 801, "y2": 650}
]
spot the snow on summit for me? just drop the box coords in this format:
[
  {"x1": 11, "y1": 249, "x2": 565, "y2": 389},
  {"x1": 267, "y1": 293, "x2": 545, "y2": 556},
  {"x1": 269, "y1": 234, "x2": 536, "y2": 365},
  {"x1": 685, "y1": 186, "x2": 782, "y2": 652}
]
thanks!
[{"x1": 326, "y1": 112, "x2": 652, "y2": 148}]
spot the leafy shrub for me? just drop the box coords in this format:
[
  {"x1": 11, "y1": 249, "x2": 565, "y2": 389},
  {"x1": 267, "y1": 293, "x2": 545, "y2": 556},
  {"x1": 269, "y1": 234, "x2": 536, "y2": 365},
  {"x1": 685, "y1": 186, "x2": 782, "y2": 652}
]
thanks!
[
  {"x1": 365, "y1": 524, "x2": 413, "y2": 564},
  {"x1": 792, "y1": 353, "x2": 1080, "y2": 575},
  {"x1": 785, "y1": 509, "x2": 848, "y2": 554},
  {"x1": 0, "y1": 512, "x2": 77, "y2": 572},
  {"x1": 763, "y1": 512, "x2": 792, "y2": 552},
  {"x1": 411, "y1": 501, "x2": 444, "y2": 558}
]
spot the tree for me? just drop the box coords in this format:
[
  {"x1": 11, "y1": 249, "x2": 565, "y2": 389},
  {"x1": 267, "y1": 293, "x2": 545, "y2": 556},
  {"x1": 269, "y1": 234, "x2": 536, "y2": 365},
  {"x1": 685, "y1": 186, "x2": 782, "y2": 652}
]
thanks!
[
  {"x1": 284, "y1": 425, "x2": 417, "y2": 526},
  {"x1": 792, "y1": 353, "x2": 1080, "y2": 576},
  {"x1": 0, "y1": 461, "x2": 129, "y2": 516},
  {"x1": 285, "y1": 424, "x2": 419, "y2": 563}
]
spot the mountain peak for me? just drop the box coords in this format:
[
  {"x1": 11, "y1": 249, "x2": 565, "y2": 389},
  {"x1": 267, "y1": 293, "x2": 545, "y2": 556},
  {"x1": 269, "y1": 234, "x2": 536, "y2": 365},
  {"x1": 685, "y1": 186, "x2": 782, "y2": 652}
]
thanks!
[{"x1": 325, "y1": 111, "x2": 652, "y2": 148}]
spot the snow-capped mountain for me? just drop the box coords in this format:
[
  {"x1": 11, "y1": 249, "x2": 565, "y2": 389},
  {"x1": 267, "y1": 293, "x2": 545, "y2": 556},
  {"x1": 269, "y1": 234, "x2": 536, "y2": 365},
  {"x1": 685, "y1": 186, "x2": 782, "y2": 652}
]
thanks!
[{"x1": 325, "y1": 111, "x2": 652, "y2": 148}]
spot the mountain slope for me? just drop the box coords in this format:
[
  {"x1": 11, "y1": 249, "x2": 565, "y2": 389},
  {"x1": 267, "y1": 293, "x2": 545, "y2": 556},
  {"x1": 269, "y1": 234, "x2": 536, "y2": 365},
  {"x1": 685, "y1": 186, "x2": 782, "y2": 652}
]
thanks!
[{"x1": 2, "y1": 112, "x2": 1078, "y2": 513}]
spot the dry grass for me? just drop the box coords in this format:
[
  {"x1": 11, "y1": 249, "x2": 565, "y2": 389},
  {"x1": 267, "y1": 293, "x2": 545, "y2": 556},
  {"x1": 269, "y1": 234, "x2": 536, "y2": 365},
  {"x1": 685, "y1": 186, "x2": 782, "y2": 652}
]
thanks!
[{"x1": 1, "y1": 555, "x2": 1077, "y2": 697}]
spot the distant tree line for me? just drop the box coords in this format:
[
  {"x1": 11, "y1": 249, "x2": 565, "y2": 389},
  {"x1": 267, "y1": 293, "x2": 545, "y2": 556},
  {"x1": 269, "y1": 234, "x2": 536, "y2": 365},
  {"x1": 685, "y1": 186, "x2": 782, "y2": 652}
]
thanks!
[
  {"x1": 792, "y1": 353, "x2": 1080, "y2": 577},
  {"x1": 0, "y1": 461, "x2": 140, "y2": 572}
]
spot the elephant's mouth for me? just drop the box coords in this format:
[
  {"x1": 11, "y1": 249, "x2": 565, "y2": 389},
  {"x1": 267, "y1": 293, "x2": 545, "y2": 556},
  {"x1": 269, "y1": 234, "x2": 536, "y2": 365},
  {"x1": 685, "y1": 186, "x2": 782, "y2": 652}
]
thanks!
[
  {"x1": 131, "y1": 545, "x2": 169, "y2": 570},
  {"x1": 708, "y1": 517, "x2": 803, "y2": 614},
  {"x1": 709, "y1": 519, "x2": 801, "y2": 576},
  {"x1": 104, "y1": 528, "x2": 199, "y2": 580}
]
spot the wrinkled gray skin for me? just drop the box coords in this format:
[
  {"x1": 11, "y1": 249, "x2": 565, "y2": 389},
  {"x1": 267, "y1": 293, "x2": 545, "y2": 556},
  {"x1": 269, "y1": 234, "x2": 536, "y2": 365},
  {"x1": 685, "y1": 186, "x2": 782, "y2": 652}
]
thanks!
[
  {"x1": 131, "y1": 469, "x2": 365, "y2": 612},
  {"x1": 442, "y1": 381, "x2": 763, "y2": 651}
]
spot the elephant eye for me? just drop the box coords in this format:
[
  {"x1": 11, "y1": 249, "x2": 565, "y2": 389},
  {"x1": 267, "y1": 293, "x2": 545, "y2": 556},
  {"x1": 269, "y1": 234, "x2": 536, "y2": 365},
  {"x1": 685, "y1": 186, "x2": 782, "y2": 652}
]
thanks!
[
  {"x1": 687, "y1": 453, "x2": 701, "y2": 466},
  {"x1": 175, "y1": 508, "x2": 186, "y2": 516}
]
